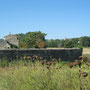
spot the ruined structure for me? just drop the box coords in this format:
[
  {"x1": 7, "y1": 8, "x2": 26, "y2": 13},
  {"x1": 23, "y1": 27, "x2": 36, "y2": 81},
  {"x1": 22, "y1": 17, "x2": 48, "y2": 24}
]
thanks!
[
  {"x1": 4, "y1": 34, "x2": 18, "y2": 46},
  {"x1": 0, "y1": 34, "x2": 18, "y2": 49},
  {"x1": 0, "y1": 41, "x2": 10, "y2": 49}
]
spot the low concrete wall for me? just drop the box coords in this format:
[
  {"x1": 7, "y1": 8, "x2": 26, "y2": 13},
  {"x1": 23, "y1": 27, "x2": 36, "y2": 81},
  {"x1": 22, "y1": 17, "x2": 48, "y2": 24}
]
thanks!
[{"x1": 0, "y1": 48, "x2": 82, "y2": 61}]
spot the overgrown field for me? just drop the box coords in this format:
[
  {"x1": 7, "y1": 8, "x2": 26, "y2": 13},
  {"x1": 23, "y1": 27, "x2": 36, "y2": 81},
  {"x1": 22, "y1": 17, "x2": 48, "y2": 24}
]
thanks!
[{"x1": 0, "y1": 51, "x2": 90, "y2": 90}]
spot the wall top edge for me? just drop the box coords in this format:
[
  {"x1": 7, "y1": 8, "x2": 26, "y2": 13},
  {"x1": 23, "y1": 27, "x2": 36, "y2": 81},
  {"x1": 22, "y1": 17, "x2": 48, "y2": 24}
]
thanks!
[{"x1": 0, "y1": 48, "x2": 80, "y2": 50}]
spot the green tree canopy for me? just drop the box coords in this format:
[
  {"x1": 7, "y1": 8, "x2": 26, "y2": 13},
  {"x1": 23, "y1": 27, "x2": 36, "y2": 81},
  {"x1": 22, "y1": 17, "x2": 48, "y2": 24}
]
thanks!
[{"x1": 19, "y1": 31, "x2": 47, "y2": 48}]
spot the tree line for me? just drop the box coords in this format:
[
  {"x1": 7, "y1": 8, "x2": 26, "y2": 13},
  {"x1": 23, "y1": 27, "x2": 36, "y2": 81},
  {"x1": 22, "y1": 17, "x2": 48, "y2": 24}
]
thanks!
[
  {"x1": 1, "y1": 31, "x2": 90, "y2": 48},
  {"x1": 46, "y1": 36, "x2": 90, "y2": 48},
  {"x1": 17, "y1": 31, "x2": 90, "y2": 48}
]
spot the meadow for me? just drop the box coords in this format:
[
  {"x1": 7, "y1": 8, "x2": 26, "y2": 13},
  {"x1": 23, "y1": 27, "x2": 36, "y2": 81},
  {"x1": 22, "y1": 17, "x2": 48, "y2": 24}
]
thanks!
[{"x1": 0, "y1": 48, "x2": 90, "y2": 90}]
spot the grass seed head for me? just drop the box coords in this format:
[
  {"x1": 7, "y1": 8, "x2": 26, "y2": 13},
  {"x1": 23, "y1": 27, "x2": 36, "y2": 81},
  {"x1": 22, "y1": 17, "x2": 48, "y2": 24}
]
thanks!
[
  {"x1": 46, "y1": 65, "x2": 50, "y2": 69},
  {"x1": 74, "y1": 60, "x2": 82, "y2": 68},
  {"x1": 27, "y1": 56, "x2": 32, "y2": 59},
  {"x1": 46, "y1": 62, "x2": 52, "y2": 66},
  {"x1": 52, "y1": 58, "x2": 56, "y2": 62},
  {"x1": 82, "y1": 72, "x2": 88, "y2": 77},
  {"x1": 79, "y1": 56, "x2": 87, "y2": 62},
  {"x1": 33, "y1": 55, "x2": 38, "y2": 60},
  {"x1": 41, "y1": 59, "x2": 47, "y2": 65},
  {"x1": 67, "y1": 62, "x2": 74, "y2": 68},
  {"x1": 82, "y1": 56, "x2": 87, "y2": 62}
]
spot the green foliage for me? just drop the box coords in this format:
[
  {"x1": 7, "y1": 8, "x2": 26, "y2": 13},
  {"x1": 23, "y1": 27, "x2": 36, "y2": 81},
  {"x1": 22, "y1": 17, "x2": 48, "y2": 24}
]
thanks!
[
  {"x1": 16, "y1": 33, "x2": 25, "y2": 41},
  {"x1": 79, "y1": 36, "x2": 90, "y2": 47},
  {"x1": 64, "y1": 40, "x2": 74, "y2": 48},
  {"x1": 11, "y1": 32, "x2": 90, "y2": 48},
  {"x1": 46, "y1": 36, "x2": 90, "y2": 48},
  {"x1": 0, "y1": 59, "x2": 9, "y2": 67},
  {"x1": 78, "y1": 46, "x2": 83, "y2": 55},
  {"x1": 19, "y1": 31, "x2": 47, "y2": 48},
  {"x1": 46, "y1": 39, "x2": 64, "y2": 48}
]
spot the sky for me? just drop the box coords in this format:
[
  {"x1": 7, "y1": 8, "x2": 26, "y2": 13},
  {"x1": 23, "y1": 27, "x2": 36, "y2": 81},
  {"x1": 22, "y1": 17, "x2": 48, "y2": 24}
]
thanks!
[{"x1": 0, "y1": 0, "x2": 90, "y2": 39}]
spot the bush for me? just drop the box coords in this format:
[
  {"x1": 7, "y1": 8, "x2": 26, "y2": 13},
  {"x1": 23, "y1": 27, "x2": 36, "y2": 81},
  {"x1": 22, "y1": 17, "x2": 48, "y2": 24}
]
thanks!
[{"x1": 78, "y1": 47, "x2": 83, "y2": 55}]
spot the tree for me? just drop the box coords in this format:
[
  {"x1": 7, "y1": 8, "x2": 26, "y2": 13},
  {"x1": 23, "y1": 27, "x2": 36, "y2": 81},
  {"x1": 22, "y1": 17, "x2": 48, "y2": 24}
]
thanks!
[
  {"x1": 46, "y1": 39, "x2": 62, "y2": 48},
  {"x1": 19, "y1": 31, "x2": 47, "y2": 48},
  {"x1": 36, "y1": 39, "x2": 46, "y2": 48},
  {"x1": 58, "y1": 40, "x2": 65, "y2": 47},
  {"x1": 79, "y1": 36, "x2": 90, "y2": 47},
  {"x1": 64, "y1": 40, "x2": 74, "y2": 48},
  {"x1": 16, "y1": 33, "x2": 25, "y2": 41}
]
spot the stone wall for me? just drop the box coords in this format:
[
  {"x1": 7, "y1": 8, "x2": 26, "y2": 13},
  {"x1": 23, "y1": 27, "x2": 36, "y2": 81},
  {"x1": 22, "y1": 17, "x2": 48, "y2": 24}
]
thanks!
[{"x1": 0, "y1": 48, "x2": 82, "y2": 61}]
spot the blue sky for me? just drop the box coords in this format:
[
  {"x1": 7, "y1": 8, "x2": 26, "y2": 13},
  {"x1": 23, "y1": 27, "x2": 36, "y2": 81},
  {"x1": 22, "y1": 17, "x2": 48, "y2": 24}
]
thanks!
[{"x1": 0, "y1": 0, "x2": 90, "y2": 39}]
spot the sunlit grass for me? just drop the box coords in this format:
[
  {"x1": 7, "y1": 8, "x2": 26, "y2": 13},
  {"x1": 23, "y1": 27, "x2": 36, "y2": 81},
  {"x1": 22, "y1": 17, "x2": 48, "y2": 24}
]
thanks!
[{"x1": 0, "y1": 59, "x2": 90, "y2": 90}]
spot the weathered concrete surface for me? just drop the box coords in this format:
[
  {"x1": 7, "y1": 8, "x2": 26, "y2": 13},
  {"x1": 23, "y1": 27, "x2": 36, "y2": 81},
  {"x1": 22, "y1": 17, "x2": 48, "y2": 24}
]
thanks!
[{"x1": 0, "y1": 48, "x2": 82, "y2": 61}]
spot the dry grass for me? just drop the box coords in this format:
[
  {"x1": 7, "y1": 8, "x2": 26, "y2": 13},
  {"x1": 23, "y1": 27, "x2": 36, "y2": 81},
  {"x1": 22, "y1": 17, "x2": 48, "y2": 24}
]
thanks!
[{"x1": 83, "y1": 48, "x2": 90, "y2": 54}]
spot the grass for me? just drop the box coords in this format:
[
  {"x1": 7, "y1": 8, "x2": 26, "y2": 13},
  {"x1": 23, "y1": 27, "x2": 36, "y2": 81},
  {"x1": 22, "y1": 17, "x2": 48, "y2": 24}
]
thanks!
[
  {"x1": 83, "y1": 47, "x2": 90, "y2": 60},
  {"x1": 0, "y1": 59, "x2": 90, "y2": 90},
  {"x1": 83, "y1": 48, "x2": 90, "y2": 55}
]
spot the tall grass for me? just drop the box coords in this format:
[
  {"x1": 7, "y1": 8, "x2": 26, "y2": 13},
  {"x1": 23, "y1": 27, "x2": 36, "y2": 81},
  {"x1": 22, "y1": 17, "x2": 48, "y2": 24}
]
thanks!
[{"x1": 0, "y1": 59, "x2": 90, "y2": 90}]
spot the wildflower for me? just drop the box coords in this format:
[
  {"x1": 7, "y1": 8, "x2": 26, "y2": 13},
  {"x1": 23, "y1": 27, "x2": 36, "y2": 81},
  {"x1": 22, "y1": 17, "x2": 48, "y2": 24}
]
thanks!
[
  {"x1": 27, "y1": 56, "x2": 32, "y2": 60},
  {"x1": 46, "y1": 65, "x2": 50, "y2": 69},
  {"x1": 41, "y1": 59, "x2": 47, "y2": 65},
  {"x1": 52, "y1": 58, "x2": 56, "y2": 62},
  {"x1": 82, "y1": 56, "x2": 87, "y2": 62},
  {"x1": 79, "y1": 56, "x2": 87, "y2": 62},
  {"x1": 82, "y1": 72, "x2": 88, "y2": 77},
  {"x1": 46, "y1": 62, "x2": 52, "y2": 66},
  {"x1": 74, "y1": 60, "x2": 82, "y2": 68},
  {"x1": 67, "y1": 62, "x2": 74, "y2": 68},
  {"x1": 33, "y1": 55, "x2": 38, "y2": 60}
]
